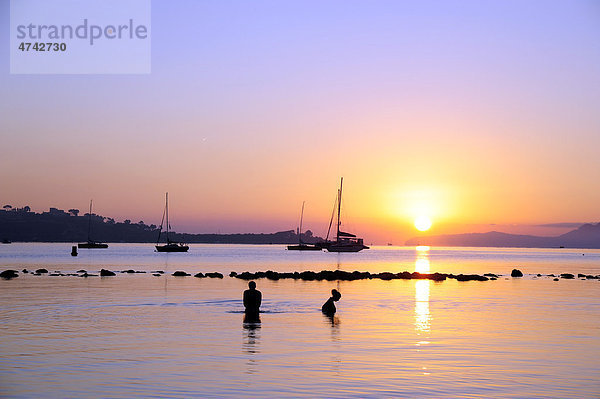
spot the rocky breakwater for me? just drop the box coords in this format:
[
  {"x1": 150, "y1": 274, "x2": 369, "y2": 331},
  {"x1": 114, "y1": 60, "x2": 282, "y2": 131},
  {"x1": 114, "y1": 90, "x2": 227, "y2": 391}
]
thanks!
[
  {"x1": 0, "y1": 269, "x2": 19, "y2": 280},
  {"x1": 170, "y1": 271, "x2": 224, "y2": 278},
  {"x1": 229, "y1": 270, "x2": 492, "y2": 282}
]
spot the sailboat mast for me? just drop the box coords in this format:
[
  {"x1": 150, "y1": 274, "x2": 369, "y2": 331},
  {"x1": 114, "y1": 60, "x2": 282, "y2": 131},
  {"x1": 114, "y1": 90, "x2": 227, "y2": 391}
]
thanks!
[
  {"x1": 87, "y1": 200, "x2": 93, "y2": 242},
  {"x1": 165, "y1": 192, "x2": 169, "y2": 242},
  {"x1": 299, "y1": 201, "x2": 305, "y2": 245},
  {"x1": 325, "y1": 195, "x2": 336, "y2": 241},
  {"x1": 337, "y1": 177, "x2": 343, "y2": 241},
  {"x1": 156, "y1": 198, "x2": 166, "y2": 245}
]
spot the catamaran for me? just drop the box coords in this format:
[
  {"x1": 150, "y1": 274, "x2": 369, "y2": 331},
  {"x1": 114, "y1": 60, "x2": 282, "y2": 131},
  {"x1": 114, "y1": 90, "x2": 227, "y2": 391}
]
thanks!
[
  {"x1": 78, "y1": 200, "x2": 108, "y2": 249},
  {"x1": 155, "y1": 192, "x2": 189, "y2": 252},
  {"x1": 287, "y1": 201, "x2": 322, "y2": 251},
  {"x1": 323, "y1": 178, "x2": 369, "y2": 253}
]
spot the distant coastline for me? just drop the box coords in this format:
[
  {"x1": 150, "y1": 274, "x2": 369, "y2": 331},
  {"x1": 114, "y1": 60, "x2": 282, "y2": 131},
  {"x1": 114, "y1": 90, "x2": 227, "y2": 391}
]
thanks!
[
  {"x1": 3, "y1": 207, "x2": 600, "y2": 248},
  {"x1": 0, "y1": 207, "x2": 324, "y2": 245},
  {"x1": 405, "y1": 223, "x2": 600, "y2": 249}
]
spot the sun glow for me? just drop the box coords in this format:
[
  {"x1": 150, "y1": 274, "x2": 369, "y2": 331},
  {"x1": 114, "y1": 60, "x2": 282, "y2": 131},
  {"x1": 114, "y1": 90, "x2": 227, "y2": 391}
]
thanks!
[
  {"x1": 391, "y1": 187, "x2": 450, "y2": 234},
  {"x1": 414, "y1": 216, "x2": 432, "y2": 231}
]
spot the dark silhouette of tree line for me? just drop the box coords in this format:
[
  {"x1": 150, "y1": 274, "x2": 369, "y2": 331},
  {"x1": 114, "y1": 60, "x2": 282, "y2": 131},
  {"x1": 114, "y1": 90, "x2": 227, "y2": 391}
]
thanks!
[{"x1": 0, "y1": 206, "x2": 324, "y2": 244}]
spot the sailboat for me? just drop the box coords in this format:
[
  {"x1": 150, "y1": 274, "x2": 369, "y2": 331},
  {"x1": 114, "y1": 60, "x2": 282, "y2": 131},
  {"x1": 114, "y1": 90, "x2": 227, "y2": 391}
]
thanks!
[
  {"x1": 323, "y1": 178, "x2": 369, "y2": 252},
  {"x1": 287, "y1": 201, "x2": 322, "y2": 251},
  {"x1": 78, "y1": 200, "x2": 108, "y2": 249},
  {"x1": 155, "y1": 192, "x2": 189, "y2": 252}
]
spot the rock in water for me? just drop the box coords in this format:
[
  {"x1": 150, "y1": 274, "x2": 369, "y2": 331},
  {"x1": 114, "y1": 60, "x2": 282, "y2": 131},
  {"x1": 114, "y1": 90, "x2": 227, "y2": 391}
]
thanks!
[
  {"x1": 172, "y1": 271, "x2": 190, "y2": 276},
  {"x1": 100, "y1": 269, "x2": 116, "y2": 276},
  {"x1": 35, "y1": 268, "x2": 49, "y2": 274},
  {"x1": 511, "y1": 269, "x2": 523, "y2": 277},
  {"x1": 194, "y1": 273, "x2": 205, "y2": 278},
  {"x1": 0, "y1": 270, "x2": 19, "y2": 280},
  {"x1": 560, "y1": 273, "x2": 575, "y2": 279},
  {"x1": 454, "y1": 274, "x2": 489, "y2": 281}
]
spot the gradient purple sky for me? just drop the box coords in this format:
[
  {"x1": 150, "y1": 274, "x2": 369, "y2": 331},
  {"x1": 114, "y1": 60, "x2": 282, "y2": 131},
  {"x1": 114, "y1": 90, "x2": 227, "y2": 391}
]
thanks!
[{"x1": 1, "y1": 0, "x2": 599, "y2": 243}]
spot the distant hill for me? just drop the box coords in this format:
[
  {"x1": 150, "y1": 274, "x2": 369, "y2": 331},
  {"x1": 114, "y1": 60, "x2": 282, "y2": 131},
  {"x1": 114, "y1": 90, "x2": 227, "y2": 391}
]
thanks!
[
  {"x1": 405, "y1": 223, "x2": 600, "y2": 249},
  {"x1": 0, "y1": 207, "x2": 325, "y2": 244}
]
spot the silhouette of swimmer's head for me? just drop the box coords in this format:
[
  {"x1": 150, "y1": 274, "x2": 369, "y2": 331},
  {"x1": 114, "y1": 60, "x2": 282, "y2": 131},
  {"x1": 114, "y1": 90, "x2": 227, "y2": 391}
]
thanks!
[
  {"x1": 331, "y1": 289, "x2": 341, "y2": 301},
  {"x1": 249, "y1": 281, "x2": 256, "y2": 289}
]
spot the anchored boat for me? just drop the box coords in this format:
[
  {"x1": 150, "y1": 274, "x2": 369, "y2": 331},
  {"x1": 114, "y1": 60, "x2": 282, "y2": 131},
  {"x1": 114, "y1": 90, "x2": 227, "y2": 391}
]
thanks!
[
  {"x1": 287, "y1": 201, "x2": 322, "y2": 251},
  {"x1": 323, "y1": 178, "x2": 369, "y2": 253},
  {"x1": 78, "y1": 200, "x2": 108, "y2": 249},
  {"x1": 155, "y1": 192, "x2": 189, "y2": 252}
]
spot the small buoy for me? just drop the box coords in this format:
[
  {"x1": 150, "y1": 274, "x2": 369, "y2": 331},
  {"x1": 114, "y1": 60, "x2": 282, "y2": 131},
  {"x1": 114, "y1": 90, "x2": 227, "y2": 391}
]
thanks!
[{"x1": 71, "y1": 246, "x2": 78, "y2": 256}]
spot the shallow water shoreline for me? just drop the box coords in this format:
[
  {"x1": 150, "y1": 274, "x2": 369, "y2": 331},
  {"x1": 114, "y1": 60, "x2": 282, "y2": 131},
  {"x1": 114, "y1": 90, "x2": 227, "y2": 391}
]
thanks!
[
  {"x1": 2, "y1": 271, "x2": 599, "y2": 398},
  {"x1": 1, "y1": 244, "x2": 599, "y2": 398}
]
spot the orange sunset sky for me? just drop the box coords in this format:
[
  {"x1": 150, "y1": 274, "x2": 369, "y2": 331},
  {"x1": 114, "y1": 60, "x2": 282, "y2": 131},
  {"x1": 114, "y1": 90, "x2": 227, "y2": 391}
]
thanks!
[{"x1": 1, "y1": 1, "x2": 599, "y2": 244}]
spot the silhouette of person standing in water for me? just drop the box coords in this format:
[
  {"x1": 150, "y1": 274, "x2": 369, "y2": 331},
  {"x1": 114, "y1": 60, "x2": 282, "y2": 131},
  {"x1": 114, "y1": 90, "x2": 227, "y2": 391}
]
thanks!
[
  {"x1": 243, "y1": 281, "x2": 262, "y2": 322},
  {"x1": 321, "y1": 289, "x2": 341, "y2": 316}
]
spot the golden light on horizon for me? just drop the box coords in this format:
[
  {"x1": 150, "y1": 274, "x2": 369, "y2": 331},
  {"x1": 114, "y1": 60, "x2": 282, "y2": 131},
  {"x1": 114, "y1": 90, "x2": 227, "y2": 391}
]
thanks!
[
  {"x1": 390, "y1": 187, "x2": 453, "y2": 234},
  {"x1": 414, "y1": 216, "x2": 432, "y2": 231}
]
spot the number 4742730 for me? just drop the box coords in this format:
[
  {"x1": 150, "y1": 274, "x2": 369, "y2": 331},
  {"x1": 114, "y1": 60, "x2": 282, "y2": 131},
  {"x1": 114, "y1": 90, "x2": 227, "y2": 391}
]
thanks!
[{"x1": 18, "y1": 42, "x2": 67, "y2": 51}]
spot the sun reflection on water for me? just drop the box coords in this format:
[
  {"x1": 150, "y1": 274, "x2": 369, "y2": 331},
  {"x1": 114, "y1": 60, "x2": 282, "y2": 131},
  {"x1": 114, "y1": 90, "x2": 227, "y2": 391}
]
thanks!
[
  {"x1": 414, "y1": 258, "x2": 430, "y2": 273},
  {"x1": 414, "y1": 246, "x2": 431, "y2": 333},
  {"x1": 415, "y1": 280, "x2": 430, "y2": 333},
  {"x1": 415, "y1": 246, "x2": 430, "y2": 273}
]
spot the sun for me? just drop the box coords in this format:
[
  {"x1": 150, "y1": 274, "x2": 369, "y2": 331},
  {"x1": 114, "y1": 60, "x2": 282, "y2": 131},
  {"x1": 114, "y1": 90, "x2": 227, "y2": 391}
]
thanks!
[{"x1": 414, "y1": 216, "x2": 432, "y2": 231}]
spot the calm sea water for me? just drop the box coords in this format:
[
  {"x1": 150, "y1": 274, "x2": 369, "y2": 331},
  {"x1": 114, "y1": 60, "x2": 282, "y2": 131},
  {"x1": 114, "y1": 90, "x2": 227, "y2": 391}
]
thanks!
[{"x1": 1, "y1": 244, "x2": 599, "y2": 398}]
